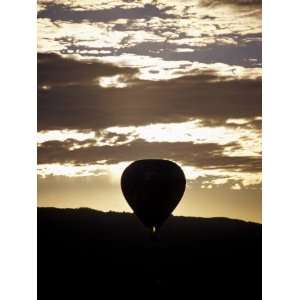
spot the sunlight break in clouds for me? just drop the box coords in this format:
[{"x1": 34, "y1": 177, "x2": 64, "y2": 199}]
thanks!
[
  {"x1": 38, "y1": 161, "x2": 130, "y2": 183},
  {"x1": 37, "y1": 162, "x2": 108, "y2": 178},
  {"x1": 37, "y1": 130, "x2": 95, "y2": 144},
  {"x1": 98, "y1": 75, "x2": 128, "y2": 88},
  {"x1": 37, "y1": 160, "x2": 261, "y2": 189},
  {"x1": 106, "y1": 119, "x2": 261, "y2": 156},
  {"x1": 91, "y1": 54, "x2": 261, "y2": 81},
  {"x1": 37, "y1": 160, "x2": 204, "y2": 182},
  {"x1": 37, "y1": 118, "x2": 261, "y2": 157}
]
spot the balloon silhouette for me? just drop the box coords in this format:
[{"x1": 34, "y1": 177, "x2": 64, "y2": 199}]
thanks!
[{"x1": 121, "y1": 159, "x2": 186, "y2": 231}]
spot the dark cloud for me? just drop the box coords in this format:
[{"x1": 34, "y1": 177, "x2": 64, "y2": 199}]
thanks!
[
  {"x1": 114, "y1": 35, "x2": 261, "y2": 67},
  {"x1": 38, "y1": 3, "x2": 175, "y2": 23},
  {"x1": 38, "y1": 53, "x2": 138, "y2": 87},
  {"x1": 201, "y1": 15, "x2": 217, "y2": 20},
  {"x1": 225, "y1": 118, "x2": 261, "y2": 129},
  {"x1": 39, "y1": 138, "x2": 96, "y2": 149},
  {"x1": 201, "y1": 0, "x2": 261, "y2": 6},
  {"x1": 59, "y1": 33, "x2": 261, "y2": 68},
  {"x1": 95, "y1": 131, "x2": 132, "y2": 143},
  {"x1": 191, "y1": 176, "x2": 247, "y2": 189},
  {"x1": 38, "y1": 138, "x2": 261, "y2": 173},
  {"x1": 38, "y1": 139, "x2": 221, "y2": 164},
  {"x1": 38, "y1": 53, "x2": 261, "y2": 131},
  {"x1": 38, "y1": 72, "x2": 261, "y2": 131}
]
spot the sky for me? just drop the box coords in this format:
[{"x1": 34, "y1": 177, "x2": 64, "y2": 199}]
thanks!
[{"x1": 37, "y1": 0, "x2": 262, "y2": 223}]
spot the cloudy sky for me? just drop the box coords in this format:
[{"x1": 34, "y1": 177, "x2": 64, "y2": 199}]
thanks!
[{"x1": 37, "y1": 0, "x2": 261, "y2": 222}]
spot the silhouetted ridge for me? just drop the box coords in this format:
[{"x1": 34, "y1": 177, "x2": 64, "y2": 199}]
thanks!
[{"x1": 38, "y1": 207, "x2": 261, "y2": 299}]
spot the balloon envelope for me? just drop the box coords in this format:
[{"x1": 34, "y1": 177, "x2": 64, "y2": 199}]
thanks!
[{"x1": 121, "y1": 159, "x2": 186, "y2": 230}]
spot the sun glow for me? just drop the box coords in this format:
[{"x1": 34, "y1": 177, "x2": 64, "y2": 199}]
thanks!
[{"x1": 107, "y1": 161, "x2": 132, "y2": 182}]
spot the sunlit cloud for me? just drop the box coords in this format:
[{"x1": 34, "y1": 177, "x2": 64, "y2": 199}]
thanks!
[
  {"x1": 38, "y1": 0, "x2": 261, "y2": 69},
  {"x1": 37, "y1": 129, "x2": 135, "y2": 147},
  {"x1": 37, "y1": 161, "x2": 131, "y2": 182},
  {"x1": 37, "y1": 18, "x2": 66, "y2": 52},
  {"x1": 38, "y1": 18, "x2": 127, "y2": 53},
  {"x1": 37, "y1": 130, "x2": 95, "y2": 144},
  {"x1": 96, "y1": 54, "x2": 261, "y2": 80},
  {"x1": 37, "y1": 162, "x2": 108, "y2": 177},
  {"x1": 105, "y1": 161, "x2": 208, "y2": 183},
  {"x1": 38, "y1": 0, "x2": 149, "y2": 10},
  {"x1": 37, "y1": 118, "x2": 261, "y2": 189},
  {"x1": 175, "y1": 48, "x2": 195, "y2": 53},
  {"x1": 106, "y1": 119, "x2": 261, "y2": 156},
  {"x1": 196, "y1": 168, "x2": 261, "y2": 187},
  {"x1": 37, "y1": 160, "x2": 261, "y2": 189},
  {"x1": 98, "y1": 75, "x2": 128, "y2": 88},
  {"x1": 37, "y1": 118, "x2": 261, "y2": 159}
]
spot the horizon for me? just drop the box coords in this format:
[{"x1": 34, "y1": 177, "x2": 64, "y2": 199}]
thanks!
[{"x1": 37, "y1": 205, "x2": 262, "y2": 224}]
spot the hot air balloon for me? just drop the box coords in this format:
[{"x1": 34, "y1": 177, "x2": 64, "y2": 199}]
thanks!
[{"x1": 121, "y1": 159, "x2": 186, "y2": 233}]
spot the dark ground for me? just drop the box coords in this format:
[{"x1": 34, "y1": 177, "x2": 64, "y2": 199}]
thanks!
[{"x1": 38, "y1": 207, "x2": 261, "y2": 299}]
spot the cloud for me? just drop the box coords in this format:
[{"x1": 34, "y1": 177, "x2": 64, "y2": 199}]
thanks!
[
  {"x1": 38, "y1": 53, "x2": 138, "y2": 87},
  {"x1": 37, "y1": 118, "x2": 261, "y2": 163},
  {"x1": 225, "y1": 117, "x2": 261, "y2": 129},
  {"x1": 38, "y1": 3, "x2": 175, "y2": 23},
  {"x1": 37, "y1": 1, "x2": 261, "y2": 66},
  {"x1": 37, "y1": 139, "x2": 222, "y2": 164},
  {"x1": 38, "y1": 53, "x2": 261, "y2": 131},
  {"x1": 37, "y1": 138, "x2": 260, "y2": 173},
  {"x1": 200, "y1": 0, "x2": 261, "y2": 6},
  {"x1": 63, "y1": 33, "x2": 261, "y2": 68},
  {"x1": 38, "y1": 69, "x2": 261, "y2": 130}
]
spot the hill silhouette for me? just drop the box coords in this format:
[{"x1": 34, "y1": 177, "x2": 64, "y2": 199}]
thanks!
[{"x1": 38, "y1": 207, "x2": 261, "y2": 299}]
